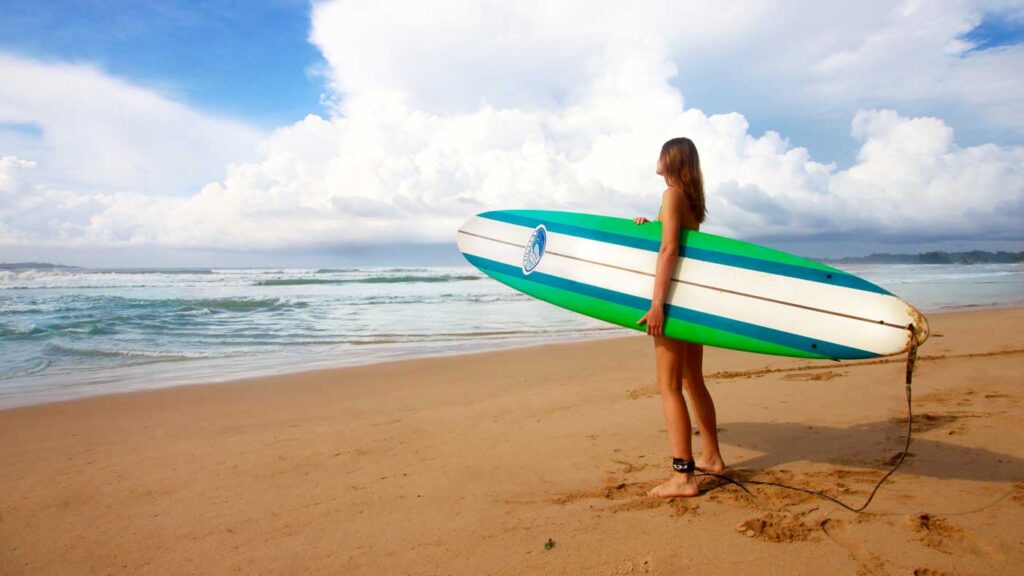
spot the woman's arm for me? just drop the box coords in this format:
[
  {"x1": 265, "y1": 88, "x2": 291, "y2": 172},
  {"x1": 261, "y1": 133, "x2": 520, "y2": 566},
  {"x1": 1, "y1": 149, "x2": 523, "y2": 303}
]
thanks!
[{"x1": 637, "y1": 188, "x2": 682, "y2": 336}]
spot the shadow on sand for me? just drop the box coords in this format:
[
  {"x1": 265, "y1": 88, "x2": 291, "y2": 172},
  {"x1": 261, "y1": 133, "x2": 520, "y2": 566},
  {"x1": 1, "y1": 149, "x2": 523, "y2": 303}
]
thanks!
[{"x1": 719, "y1": 417, "x2": 1024, "y2": 483}]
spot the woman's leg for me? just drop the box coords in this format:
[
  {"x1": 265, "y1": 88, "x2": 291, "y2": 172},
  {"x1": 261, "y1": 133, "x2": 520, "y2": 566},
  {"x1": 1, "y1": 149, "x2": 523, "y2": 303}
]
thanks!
[
  {"x1": 681, "y1": 342, "x2": 726, "y2": 472},
  {"x1": 647, "y1": 335, "x2": 699, "y2": 498},
  {"x1": 654, "y1": 336, "x2": 693, "y2": 460}
]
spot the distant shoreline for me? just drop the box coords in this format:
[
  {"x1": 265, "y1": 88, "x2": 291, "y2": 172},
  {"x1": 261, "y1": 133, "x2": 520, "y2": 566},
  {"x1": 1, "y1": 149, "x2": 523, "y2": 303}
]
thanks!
[
  {"x1": 823, "y1": 250, "x2": 1024, "y2": 265},
  {"x1": 0, "y1": 262, "x2": 83, "y2": 270}
]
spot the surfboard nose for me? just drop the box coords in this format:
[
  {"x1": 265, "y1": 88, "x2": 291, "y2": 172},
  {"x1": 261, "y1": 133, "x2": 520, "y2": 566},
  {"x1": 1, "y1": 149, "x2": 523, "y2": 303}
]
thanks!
[{"x1": 455, "y1": 216, "x2": 475, "y2": 258}]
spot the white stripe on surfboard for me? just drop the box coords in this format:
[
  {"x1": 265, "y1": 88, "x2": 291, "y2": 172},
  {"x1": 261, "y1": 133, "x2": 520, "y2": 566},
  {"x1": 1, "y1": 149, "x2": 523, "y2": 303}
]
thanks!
[
  {"x1": 459, "y1": 217, "x2": 916, "y2": 329},
  {"x1": 457, "y1": 230, "x2": 908, "y2": 356}
]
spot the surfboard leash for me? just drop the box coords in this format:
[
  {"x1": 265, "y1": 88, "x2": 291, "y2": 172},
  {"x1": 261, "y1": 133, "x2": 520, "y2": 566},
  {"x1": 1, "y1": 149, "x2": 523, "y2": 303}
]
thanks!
[{"x1": 695, "y1": 323, "x2": 919, "y2": 514}]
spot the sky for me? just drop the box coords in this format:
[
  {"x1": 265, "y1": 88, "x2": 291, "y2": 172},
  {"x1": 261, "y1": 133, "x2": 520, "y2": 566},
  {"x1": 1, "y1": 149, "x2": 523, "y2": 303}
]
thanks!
[{"x1": 1, "y1": 0, "x2": 1023, "y2": 267}]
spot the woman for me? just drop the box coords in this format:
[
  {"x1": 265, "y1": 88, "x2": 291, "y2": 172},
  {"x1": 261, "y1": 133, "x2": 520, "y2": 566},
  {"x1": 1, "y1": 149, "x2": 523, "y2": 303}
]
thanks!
[{"x1": 634, "y1": 137, "x2": 726, "y2": 498}]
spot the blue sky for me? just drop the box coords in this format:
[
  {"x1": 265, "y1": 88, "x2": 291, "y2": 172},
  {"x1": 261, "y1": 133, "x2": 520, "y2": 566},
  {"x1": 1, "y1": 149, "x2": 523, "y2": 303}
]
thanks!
[
  {"x1": 964, "y1": 10, "x2": 1024, "y2": 51},
  {"x1": 0, "y1": 0, "x2": 327, "y2": 127},
  {"x1": 1, "y1": 1, "x2": 1023, "y2": 266}
]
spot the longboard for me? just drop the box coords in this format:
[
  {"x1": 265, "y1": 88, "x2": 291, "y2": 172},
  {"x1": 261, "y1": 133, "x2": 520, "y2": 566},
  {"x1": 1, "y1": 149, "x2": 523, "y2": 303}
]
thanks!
[{"x1": 457, "y1": 210, "x2": 929, "y2": 359}]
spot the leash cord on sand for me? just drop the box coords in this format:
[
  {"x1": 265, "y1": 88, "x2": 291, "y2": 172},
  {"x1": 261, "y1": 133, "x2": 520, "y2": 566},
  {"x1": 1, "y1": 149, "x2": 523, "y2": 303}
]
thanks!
[{"x1": 695, "y1": 325, "x2": 919, "y2": 514}]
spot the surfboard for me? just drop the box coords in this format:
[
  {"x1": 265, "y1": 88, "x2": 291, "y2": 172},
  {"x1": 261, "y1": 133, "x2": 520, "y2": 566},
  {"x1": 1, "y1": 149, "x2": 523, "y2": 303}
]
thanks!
[{"x1": 457, "y1": 210, "x2": 929, "y2": 360}]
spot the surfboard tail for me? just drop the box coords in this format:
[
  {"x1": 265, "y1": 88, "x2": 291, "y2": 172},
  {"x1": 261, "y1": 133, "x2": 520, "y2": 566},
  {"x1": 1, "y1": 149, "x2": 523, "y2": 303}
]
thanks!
[{"x1": 907, "y1": 305, "x2": 930, "y2": 350}]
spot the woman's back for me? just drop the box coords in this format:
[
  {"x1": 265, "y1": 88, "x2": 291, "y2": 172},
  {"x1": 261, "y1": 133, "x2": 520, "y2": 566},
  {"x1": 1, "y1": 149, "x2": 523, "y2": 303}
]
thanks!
[{"x1": 657, "y1": 186, "x2": 701, "y2": 232}]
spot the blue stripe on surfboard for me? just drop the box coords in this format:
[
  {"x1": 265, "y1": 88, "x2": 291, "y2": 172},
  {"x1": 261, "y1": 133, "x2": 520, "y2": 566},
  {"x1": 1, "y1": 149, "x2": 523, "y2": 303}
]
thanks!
[
  {"x1": 479, "y1": 211, "x2": 890, "y2": 296},
  {"x1": 463, "y1": 253, "x2": 880, "y2": 360}
]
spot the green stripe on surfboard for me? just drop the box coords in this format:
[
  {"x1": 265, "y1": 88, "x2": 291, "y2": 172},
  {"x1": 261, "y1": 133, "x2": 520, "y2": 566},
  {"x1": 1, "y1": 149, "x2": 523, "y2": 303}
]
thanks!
[
  {"x1": 503, "y1": 209, "x2": 841, "y2": 274},
  {"x1": 485, "y1": 267, "x2": 829, "y2": 359}
]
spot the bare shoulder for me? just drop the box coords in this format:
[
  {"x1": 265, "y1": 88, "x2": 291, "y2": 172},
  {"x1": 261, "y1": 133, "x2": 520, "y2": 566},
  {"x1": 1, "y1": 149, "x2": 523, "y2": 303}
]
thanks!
[
  {"x1": 660, "y1": 185, "x2": 686, "y2": 213},
  {"x1": 662, "y1": 185, "x2": 699, "y2": 230},
  {"x1": 661, "y1": 185, "x2": 684, "y2": 205}
]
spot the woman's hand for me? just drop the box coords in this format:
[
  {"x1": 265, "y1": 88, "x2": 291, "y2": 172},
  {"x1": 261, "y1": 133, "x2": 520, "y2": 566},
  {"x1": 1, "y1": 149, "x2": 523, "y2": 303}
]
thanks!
[
  {"x1": 633, "y1": 216, "x2": 650, "y2": 224},
  {"x1": 637, "y1": 304, "x2": 665, "y2": 336}
]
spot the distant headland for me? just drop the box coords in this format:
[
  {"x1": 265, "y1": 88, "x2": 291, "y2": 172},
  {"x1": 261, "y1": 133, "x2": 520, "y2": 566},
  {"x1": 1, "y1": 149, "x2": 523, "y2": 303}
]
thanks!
[
  {"x1": 0, "y1": 262, "x2": 83, "y2": 270},
  {"x1": 823, "y1": 251, "x2": 1024, "y2": 265}
]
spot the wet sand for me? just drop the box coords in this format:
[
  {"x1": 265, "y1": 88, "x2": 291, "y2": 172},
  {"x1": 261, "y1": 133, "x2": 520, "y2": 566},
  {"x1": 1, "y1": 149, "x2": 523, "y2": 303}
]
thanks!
[{"x1": 1, "y1": 307, "x2": 1023, "y2": 575}]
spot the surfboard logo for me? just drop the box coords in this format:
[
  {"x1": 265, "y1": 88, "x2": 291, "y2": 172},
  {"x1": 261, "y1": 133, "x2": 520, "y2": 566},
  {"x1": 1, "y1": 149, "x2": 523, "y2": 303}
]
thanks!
[{"x1": 522, "y1": 225, "x2": 547, "y2": 275}]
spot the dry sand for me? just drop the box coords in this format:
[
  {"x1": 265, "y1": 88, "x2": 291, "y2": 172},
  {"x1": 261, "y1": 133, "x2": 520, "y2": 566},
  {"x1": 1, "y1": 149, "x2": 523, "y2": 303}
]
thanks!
[{"x1": 1, "y1": 307, "x2": 1023, "y2": 575}]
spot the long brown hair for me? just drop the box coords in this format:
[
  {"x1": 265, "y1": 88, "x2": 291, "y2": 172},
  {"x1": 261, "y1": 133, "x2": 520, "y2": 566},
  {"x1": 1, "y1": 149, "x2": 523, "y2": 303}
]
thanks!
[{"x1": 660, "y1": 137, "x2": 707, "y2": 224}]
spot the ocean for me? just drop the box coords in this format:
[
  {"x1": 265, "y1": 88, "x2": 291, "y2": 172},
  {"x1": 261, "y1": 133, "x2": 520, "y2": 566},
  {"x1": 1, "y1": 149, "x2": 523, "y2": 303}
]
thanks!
[{"x1": 1, "y1": 262, "x2": 1022, "y2": 409}]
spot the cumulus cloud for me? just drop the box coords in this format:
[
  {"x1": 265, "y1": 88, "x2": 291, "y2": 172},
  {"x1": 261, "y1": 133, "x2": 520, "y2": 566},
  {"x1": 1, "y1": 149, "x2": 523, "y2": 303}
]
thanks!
[
  {"x1": 310, "y1": 0, "x2": 1024, "y2": 134},
  {"x1": 309, "y1": 0, "x2": 765, "y2": 114},
  {"x1": 0, "y1": 155, "x2": 111, "y2": 245},
  {"x1": 0, "y1": 55, "x2": 264, "y2": 195},
  {"x1": 1, "y1": 0, "x2": 1022, "y2": 253},
  {"x1": 658, "y1": 1, "x2": 1024, "y2": 139}
]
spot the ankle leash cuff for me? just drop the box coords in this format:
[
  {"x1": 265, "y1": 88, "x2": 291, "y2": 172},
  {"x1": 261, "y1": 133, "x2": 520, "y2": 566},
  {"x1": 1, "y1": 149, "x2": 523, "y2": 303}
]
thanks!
[{"x1": 672, "y1": 458, "x2": 695, "y2": 474}]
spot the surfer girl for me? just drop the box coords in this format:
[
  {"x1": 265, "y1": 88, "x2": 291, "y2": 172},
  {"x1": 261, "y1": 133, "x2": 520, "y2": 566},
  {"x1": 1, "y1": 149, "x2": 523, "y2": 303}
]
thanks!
[{"x1": 634, "y1": 137, "x2": 725, "y2": 498}]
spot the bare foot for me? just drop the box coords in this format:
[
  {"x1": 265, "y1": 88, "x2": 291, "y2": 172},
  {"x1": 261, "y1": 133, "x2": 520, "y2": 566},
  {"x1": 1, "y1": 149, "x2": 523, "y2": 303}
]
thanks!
[
  {"x1": 696, "y1": 454, "x2": 726, "y2": 473},
  {"x1": 646, "y1": 474, "x2": 699, "y2": 498}
]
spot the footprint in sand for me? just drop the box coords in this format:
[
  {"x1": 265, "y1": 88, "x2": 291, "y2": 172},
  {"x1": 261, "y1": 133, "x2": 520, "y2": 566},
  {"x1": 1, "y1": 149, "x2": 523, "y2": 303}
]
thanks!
[
  {"x1": 908, "y1": 513, "x2": 962, "y2": 551},
  {"x1": 901, "y1": 413, "x2": 959, "y2": 433},
  {"x1": 612, "y1": 459, "x2": 651, "y2": 474},
  {"x1": 735, "y1": 511, "x2": 816, "y2": 542},
  {"x1": 882, "y1": 450, "x2": 915, "y2": 466},
  {"x1": 889, "y1": 411, "x2": 981, "y2": 437},
  {"x1": 820, "y1": 517, "x2": 888, "y2": 574},
  {"x1": 906, "y1": 513, "x2": 999, "y2": 559}
]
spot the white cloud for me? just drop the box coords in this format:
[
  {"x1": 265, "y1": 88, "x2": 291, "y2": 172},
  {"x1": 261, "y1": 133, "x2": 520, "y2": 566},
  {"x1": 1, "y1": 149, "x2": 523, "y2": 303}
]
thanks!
[
  {"x1": 309, "y1": 0, "x2": 766, "y2": 114},
  {"x1": 0, "y1": 155, "x2": 111, "y2": 245},
  {"x1": 661, "y1": 1, "x2": 1024, "y2": 138},
  {"x1": 0, "y1": 55, "x2": 263, "y2": 195},
  {"x1": 1, "y1": 1, "x2": 1023, "y2": 254},
  {"x1": 0, "y1": 155, "x2": 34, "y2": 196},
  {"x1": 310, "y1": 0, "x2": 1024, "y2": 135},
  {"x1": 828, "y1": 109, "x2": 1024, "y2": 239}
]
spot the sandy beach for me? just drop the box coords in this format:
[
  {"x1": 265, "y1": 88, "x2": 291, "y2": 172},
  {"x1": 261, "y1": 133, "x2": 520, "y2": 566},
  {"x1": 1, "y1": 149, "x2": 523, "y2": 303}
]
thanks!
[{"x1": 1, "y1": 306, "x2": 1022, "y2": 575}]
